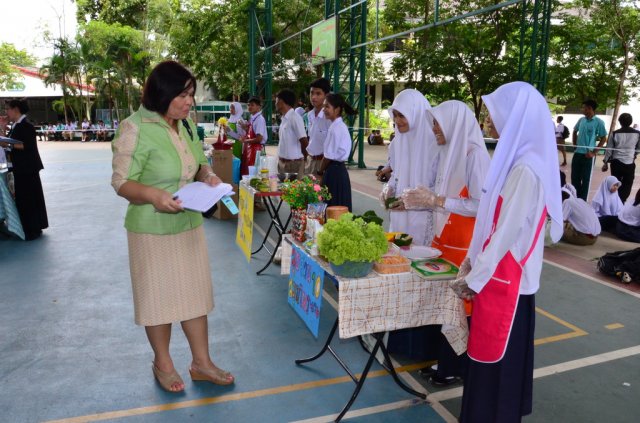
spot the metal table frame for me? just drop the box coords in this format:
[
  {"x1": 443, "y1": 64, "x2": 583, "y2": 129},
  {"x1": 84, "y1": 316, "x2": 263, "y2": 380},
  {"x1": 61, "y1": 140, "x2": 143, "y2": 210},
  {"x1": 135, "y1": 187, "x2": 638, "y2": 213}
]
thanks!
[
  {"x1": 290, "y1": 254, "x2": 427, "y2": 422},
  {"x1": 251, "y1": 191, "x2": 291, "y2": 275}
]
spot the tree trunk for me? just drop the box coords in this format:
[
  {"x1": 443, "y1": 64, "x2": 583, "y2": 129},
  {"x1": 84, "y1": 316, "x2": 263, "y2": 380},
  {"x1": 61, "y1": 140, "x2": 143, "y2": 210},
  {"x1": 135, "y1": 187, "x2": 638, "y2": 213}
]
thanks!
[{"x1": 609, "y1": 44, "x2": 630, "y2": 136}]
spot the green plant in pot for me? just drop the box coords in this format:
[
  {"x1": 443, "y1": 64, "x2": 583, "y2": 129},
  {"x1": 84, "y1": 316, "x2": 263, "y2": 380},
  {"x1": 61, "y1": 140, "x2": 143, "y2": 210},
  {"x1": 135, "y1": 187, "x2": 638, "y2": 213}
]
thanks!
[{"x1": 317, "y1": 213, "x2": 388, "y2": 278}]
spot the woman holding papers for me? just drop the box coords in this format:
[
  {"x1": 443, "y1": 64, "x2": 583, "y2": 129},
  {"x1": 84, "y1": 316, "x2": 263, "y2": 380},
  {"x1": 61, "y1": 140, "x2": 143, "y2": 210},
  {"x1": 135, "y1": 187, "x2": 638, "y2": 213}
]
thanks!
[{"x1": 111, "y1": 61, "x2": 234, "y2": 393}]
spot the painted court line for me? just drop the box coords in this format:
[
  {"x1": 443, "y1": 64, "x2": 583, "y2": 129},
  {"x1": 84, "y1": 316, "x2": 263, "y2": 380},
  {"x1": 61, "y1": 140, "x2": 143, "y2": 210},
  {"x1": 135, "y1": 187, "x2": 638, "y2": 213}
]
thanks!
[
  {"x1": 428, "y1": 344, "x2": 640, "y2": 403},
  {"x1": 44, "y1": 363, "x2": 429, "y2": 423},
  {"x1": 289, "y1": 398, "x2": 427, "y2": 423},
  {"x1": 543, "y1": 259, "x2": 640, "y2": 300}
]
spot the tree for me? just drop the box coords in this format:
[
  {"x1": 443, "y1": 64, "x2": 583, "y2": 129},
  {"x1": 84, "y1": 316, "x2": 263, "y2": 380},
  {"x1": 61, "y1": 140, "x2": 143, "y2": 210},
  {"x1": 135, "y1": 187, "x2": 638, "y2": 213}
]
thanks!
[
  {"x1": 0, "y1": 43, "x2": 36, "y2": 90},
  {"x1": 383, "y1": 0, "x2": 522, "y2": 117}
]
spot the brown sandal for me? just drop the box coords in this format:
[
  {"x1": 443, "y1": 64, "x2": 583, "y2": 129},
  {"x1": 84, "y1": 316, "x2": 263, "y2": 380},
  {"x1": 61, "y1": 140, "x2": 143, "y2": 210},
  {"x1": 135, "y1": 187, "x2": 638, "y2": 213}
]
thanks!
[
  {"x1": 189, "y1": 365, "x2": 235, "y2": 386},
  {"x1": 152, "y1": 363, "x2": 185, "y2": 392}
]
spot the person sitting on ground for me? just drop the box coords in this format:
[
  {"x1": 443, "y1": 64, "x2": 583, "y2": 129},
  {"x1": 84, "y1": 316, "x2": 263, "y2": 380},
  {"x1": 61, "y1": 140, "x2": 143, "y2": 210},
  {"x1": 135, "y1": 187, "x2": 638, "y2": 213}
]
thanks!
[
  {"x1": 561, "y1": 188, "x2": 601, "y2": 245},
  {"x1": 616, "y1": 189, "x2": 640, "y2": 243},
  {"x1": 591, "y1": 175, "x2": 623, "y2": 232}
]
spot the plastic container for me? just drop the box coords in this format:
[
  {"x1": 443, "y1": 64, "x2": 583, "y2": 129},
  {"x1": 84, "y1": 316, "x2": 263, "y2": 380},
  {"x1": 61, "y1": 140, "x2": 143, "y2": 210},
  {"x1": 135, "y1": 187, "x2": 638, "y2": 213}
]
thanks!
[
  {"x1": 374, "y1": 255, "x2": 411, "y2": 274},
  {"x1": 330, "y1": 261, "x2": 374, "y2": 278}
]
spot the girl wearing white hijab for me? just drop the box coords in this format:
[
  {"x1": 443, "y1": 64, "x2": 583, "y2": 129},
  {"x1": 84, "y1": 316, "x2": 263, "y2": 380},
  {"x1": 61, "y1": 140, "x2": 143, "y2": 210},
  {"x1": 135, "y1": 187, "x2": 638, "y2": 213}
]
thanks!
[
  {"x1": 591, "y1": 175, "x2": 623, "y2": 231},
  {"x1": 225, "y1": 101, "x2": 246, "y2": 159},
  {"x1": 402, "y1": 100, "x2": 490, "y2": 266},
  {"x1": 382, "y1": 89, "x2": 436, "y2": 246},
  {"x1": 453, "y1": 82, "x2": 562, "y2": 423},
  {"x1": 616, "y1": 189, "x2": 640, "y2": 243}
]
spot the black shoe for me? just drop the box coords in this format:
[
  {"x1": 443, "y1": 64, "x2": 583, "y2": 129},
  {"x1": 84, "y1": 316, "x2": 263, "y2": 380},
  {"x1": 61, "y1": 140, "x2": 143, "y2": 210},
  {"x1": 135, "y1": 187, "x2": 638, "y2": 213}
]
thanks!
[
  {"x1": 429, "y1": 374, "x2": 461, "y2": 386},
  {"x1": 418, "y1": 365, "x2": 437, "y2": 378}
]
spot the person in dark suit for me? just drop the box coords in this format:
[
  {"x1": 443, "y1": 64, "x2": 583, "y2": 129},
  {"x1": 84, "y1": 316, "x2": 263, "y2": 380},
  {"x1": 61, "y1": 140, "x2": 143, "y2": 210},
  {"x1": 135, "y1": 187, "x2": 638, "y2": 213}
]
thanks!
[{"x1": 0, "y1": 99, "x2": 48, "y2": 240}]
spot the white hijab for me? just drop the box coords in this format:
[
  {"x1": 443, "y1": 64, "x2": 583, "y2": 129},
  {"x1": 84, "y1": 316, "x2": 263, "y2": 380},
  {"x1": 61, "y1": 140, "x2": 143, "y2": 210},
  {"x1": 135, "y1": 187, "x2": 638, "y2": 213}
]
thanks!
[
  {"x1": 467, "y1": 82, "x2": 563, "y2": 262},
  {"x1": 591, "y1": 176, "x2": 623, "y2": 217},
  {"x1": 386, "y1": 89, "x2": 436, "y2": 245},
  {"x1": 229, "y1": 102, "x2": 244, "y2": 123},
  {"x1": 427, "y1": 100, "x2": 490, "y2": 236}
]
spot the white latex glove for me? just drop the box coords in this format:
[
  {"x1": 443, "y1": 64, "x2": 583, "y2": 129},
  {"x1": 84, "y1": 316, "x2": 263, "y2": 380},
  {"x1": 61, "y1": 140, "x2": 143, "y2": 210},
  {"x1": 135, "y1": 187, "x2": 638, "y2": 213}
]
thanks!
[
  {"x1": 379, "y1": 183, "x2": 395, "y2": 208},
  {"x1": 449, "y1": 278, "x2": 476, "y2": 301},
  {"x1": 457, "y1": 257, "x2": 472, "y2": 279},
  {"x1": 401, "y1": 185, "x2": 439, "y2": 209}
]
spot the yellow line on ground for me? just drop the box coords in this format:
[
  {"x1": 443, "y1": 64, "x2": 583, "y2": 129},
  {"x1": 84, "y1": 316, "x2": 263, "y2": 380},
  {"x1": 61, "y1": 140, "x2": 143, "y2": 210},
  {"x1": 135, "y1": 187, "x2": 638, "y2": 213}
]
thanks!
[
  {"x1": 534, "y1": 306, "x2": 588, "y2": 346},
  {"x1": 44, "y1": 362, "x2": 429, "y2": 423},
  {"x1": 605, "y1": 323, "x2": 625, "y2": 330}
]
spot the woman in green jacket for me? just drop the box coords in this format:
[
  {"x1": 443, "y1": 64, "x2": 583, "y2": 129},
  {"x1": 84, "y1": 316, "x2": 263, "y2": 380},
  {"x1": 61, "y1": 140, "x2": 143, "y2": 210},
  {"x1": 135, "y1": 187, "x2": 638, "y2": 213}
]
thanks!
[{"x1": 112, "y1": 61, "x2": 234, "y2": 392}]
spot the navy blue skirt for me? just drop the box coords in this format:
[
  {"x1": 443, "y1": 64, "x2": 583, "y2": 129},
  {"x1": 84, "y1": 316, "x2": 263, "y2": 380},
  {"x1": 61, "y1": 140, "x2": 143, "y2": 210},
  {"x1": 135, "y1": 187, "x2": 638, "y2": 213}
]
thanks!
[
  {"x1": 460, "y1": 294, "x2": 535, "y2": 423},
  {"x1": 324, "y1": 161, "x2": 352, "y2": 212}
]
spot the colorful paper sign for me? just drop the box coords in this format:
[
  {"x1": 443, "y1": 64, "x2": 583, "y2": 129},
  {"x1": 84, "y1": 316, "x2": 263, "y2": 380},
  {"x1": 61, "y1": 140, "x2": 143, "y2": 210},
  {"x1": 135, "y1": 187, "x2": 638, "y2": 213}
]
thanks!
[
  {"x1": 236, "y1": 184, "x2": 255, "y2": 262},
  {"x1": 288, "y1": 244, "x2": 325, "y2": 337}
]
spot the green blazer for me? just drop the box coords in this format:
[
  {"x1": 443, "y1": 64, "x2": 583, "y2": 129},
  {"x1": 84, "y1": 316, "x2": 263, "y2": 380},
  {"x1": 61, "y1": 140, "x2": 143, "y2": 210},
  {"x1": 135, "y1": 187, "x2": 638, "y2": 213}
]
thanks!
[{"x1": 111, "y1": 106, "x2": 208, "y2": 235}]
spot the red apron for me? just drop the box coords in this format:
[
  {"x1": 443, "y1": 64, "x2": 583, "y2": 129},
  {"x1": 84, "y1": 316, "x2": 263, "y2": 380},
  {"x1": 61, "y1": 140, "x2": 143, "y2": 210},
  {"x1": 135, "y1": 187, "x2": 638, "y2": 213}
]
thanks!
[
  {"x1": 241, "y1": 143, "x2": 264, "y2": 176},
  {"x1": 432, "y1": 187, "x2": 476, "y2": 315},
  {"x1": 467, "y1": 196, "x2": 547, "y2": 363}
]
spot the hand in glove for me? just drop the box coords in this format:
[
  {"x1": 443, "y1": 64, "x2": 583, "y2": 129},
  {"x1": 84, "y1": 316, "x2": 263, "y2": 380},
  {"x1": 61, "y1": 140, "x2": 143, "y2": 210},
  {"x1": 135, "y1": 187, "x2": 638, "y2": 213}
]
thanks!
[
  {"x1": 449, "y1": 277, "x2": 476, "y2": 301},
  {"x1": 379, "y1": 183, "x2": 400, "y2": 209},
  {"x1": 401, "y1": 185, "x2": 441, "y2": 210},
  {"x1": 457, "y1": 257, "x2": 472, "y2": 279}
]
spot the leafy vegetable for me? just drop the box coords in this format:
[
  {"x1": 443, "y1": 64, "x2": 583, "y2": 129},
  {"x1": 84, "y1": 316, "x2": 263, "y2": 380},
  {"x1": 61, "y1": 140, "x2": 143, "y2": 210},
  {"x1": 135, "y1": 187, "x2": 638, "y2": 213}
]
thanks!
[
  {"x1": 353, "y1": 210, "x2": 384, "y2": 226},
  {"x1": 317, "y1": 213, "x2": 388, "y2": 265}
]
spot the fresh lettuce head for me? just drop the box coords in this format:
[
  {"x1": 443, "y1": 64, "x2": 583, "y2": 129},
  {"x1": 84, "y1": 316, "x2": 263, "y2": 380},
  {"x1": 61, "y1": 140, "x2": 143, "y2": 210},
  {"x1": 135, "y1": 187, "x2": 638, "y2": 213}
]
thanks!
[{"x1": 317, "y1": 213, "x2": 388, "y2": 265}]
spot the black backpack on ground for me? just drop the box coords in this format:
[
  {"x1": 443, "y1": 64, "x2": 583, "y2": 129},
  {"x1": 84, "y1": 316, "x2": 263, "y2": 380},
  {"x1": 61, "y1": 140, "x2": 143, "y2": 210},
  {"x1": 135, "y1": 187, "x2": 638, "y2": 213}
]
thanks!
[{"x1": 597, "y1": 247, "x2": 640, "y2": 283}]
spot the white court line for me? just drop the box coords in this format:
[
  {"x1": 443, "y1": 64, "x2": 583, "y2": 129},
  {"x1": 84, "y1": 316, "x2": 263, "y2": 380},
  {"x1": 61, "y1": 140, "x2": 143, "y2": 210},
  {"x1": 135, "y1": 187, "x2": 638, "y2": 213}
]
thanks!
[
  {"x1": 289, "y1": 399, "x2": 426, "y2": 423},
  {"x1": 428, "y1": 344, "x2": 640, "y2": 403},
  {"x1": 543, "y1": 259, "x2": 640, "y2": 300}
]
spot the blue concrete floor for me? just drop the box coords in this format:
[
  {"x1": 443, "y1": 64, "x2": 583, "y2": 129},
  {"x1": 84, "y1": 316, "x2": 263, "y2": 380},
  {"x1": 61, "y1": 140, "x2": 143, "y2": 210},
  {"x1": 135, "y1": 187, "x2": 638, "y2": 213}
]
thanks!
[{"x1": 1, "y1": 143, "x2": 640, "y2": 423}]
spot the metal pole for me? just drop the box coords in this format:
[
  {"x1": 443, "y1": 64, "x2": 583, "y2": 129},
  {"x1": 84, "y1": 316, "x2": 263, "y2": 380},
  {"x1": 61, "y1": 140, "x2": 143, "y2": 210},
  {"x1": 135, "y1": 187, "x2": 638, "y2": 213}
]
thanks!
[{"x1": 249, "y1": 1, "x2": 257, "y2": 96}]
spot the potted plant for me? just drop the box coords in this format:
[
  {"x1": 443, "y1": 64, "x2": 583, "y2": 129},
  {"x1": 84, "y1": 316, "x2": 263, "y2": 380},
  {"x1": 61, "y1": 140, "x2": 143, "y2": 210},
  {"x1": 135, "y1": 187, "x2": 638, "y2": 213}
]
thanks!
[
  {"x1": 281, "y1": 176, "x2": 331, "y2": 241},
  {"x1": 317, "y1": 213, "x2": 388, "y2": 278}
]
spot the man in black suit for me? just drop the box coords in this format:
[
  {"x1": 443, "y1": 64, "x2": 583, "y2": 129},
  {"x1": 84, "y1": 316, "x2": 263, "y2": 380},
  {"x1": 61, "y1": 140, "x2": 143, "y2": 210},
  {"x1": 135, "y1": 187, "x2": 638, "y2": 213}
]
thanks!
[{"x1": 0, "y1": 99, "x2": 48, "y2": 240}]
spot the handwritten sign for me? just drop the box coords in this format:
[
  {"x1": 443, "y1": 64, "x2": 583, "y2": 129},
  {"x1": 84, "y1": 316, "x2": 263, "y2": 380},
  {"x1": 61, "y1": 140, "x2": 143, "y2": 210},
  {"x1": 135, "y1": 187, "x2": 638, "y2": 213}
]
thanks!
[
  {"x1": 236, "y1": 184, "x2": 255, "y2": 262},
  {"x1": 288, "y1": 244, "x2": 325, "y2": 337}
]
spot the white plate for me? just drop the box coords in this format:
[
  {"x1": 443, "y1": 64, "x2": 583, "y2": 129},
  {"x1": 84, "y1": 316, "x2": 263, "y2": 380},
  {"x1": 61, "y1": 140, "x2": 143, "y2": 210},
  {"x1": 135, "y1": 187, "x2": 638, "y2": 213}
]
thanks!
[{"x1": 400, "y1": 246, "x2": 442, "y2": 260}]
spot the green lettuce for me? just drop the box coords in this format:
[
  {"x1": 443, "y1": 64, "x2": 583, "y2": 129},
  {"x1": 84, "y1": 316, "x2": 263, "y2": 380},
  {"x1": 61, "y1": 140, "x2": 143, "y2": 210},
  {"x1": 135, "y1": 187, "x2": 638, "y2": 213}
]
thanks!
[{"x1": 317, "y1": 213, "x2": 388, "y2": 265}]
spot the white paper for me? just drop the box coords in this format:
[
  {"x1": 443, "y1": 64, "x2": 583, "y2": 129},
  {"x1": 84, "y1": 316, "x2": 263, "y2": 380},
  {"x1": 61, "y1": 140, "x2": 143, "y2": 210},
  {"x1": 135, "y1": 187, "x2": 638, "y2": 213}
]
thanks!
[{"x1": 173, "y1": 181, "x2": 234, "y2": 213}]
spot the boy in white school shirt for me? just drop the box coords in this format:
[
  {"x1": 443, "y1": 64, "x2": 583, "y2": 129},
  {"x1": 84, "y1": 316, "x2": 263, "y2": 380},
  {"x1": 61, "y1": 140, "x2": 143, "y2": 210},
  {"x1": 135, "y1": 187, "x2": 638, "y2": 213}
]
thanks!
[
  {"x1": 305, "y1": 78, "x2": 331, "y2": 178},
  {"x1": 276, "y1": 89, "x2": 308, "y2": 176}
]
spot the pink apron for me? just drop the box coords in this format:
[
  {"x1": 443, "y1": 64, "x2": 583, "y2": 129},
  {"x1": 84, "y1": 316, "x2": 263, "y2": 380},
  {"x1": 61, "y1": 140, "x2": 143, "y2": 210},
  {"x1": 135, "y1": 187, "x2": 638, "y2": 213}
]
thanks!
[{"x1": 467, "y1": 196, "x2": 547, "y2": 363}]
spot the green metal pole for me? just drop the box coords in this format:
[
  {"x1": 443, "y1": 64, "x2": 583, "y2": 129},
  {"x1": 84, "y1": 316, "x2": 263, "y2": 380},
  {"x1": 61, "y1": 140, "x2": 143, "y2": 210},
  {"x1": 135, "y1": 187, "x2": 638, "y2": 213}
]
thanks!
[
  {"x1": 357, "y1": 1, "x2": 367, "y2": 168},
  {"x1": 249, "y1": 1, "x2": 257, "y2": 96},
  {"x1": 265, "y1": 0, "x2": 273, "y2": 143}
]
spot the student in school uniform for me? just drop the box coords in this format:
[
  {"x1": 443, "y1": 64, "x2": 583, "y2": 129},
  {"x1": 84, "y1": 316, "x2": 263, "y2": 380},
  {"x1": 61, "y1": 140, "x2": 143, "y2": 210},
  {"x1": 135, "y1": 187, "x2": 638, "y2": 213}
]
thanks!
[
  {"x1": 591, "y1": 175, "x2": 623, "y2": 232},
  {"x1": 561, "y1": 187, "x2": 601, "y2": 245},
  {"x1": 401, "y1": 99, "x2": 490, "y2": 385},
  {"x1": 305, "y1": 78, "x2": 332, "y2": 178},
  {"x1": 240, "y1": 96, "x2": 268, "y2": 175},
  {"x1": 616, "y1": 189, "x2": 640, "y2": 243},
  {"x1": 316, "y1": 93, "x2": 355, "y2": 211},
  {"x1": 453, "y1": 82, "x2": 563, "y2": 422}
]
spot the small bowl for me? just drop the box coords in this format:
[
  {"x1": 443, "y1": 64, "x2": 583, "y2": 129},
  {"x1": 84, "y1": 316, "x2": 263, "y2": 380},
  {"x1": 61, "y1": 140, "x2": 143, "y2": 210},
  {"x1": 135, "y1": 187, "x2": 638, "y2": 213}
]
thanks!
[{"x1": 278, "y1": 172, "x2": 298, "y2": 182}]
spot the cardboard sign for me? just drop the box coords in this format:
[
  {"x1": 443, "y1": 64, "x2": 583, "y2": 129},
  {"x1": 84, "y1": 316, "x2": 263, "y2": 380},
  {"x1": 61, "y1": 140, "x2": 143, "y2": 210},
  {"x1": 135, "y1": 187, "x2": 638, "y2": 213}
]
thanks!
[
  {"x1": 288, "y1": 244, "x2": 325, "y2": 337},
  {"x1": 236, "y1": 184, "x2": 254, "y2": 262}
]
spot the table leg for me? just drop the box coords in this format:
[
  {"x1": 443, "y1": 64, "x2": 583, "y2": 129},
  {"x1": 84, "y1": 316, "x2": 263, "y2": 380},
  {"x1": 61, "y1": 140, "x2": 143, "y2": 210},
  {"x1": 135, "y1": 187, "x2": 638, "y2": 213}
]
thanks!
[
  {"x1": 252, "y1": 197, "x2": 277, "y2": 255},
  {"x1": 256, "y1": 198, "x2": 291, "y2": 275}
]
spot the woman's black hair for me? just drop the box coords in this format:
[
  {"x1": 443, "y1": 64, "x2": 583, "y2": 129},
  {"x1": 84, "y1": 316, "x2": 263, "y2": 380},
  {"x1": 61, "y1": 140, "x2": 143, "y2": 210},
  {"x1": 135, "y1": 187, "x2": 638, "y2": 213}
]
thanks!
[
  {"x1": 142, "y1": 61, "x2": 196, "y2": 115},
  {"x1": 634, "y1": 189, "x2": 640, "y2": 207},
  {"x1": 325, "y1": 93, "x2": 357, "y2": 116},
  {"x1": 7, "y1": 99, "x2": 29, "y2": 114}
]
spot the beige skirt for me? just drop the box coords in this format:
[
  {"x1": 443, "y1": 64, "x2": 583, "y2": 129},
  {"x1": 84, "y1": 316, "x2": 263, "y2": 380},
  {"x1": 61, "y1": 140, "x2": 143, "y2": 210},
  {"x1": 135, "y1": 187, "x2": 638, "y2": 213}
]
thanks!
[{"x1": 127, "y1": 226, "x2": 214, "y2": 326}]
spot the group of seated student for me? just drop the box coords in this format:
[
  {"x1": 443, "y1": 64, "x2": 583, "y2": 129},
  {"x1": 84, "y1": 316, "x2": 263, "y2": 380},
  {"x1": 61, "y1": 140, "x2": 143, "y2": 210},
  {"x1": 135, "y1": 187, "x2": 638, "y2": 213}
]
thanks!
[
  {"x1": 591, "y1": 175, "x2": 640, "y2": 243},
  {"x1": 39, "y1": 120, "x2": 115, "y2": 142},
  {"x1": 560, "y1": 170, "x2": 640, "y2": 244}
]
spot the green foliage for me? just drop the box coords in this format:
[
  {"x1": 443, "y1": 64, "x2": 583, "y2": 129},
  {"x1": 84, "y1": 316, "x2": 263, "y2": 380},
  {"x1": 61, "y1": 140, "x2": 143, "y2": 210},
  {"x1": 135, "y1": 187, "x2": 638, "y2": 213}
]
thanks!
[
  {"x1": 317, "y1": 213, "x2": 388, "y2": 265},
  {"x1": 0, "y1": 43, "x2": 36, "y2": 90},
  {"x1": 280, "y1": 176, "x2": 331, "y2": 210}
]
